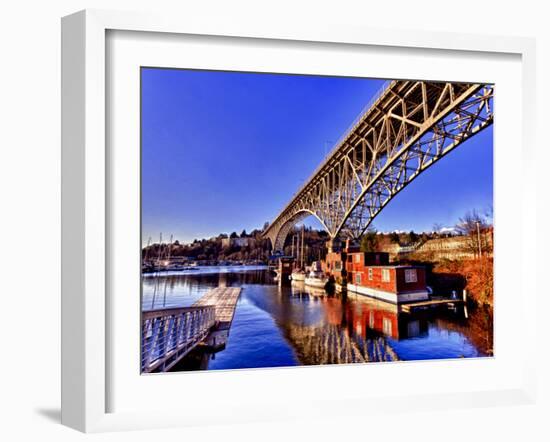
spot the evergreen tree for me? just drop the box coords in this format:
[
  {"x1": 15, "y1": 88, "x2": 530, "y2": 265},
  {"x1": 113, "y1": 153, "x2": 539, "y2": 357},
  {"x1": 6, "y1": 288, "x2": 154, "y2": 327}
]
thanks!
[{"x1": 360, "y1": 228, "x2": 379, "y2": 252}]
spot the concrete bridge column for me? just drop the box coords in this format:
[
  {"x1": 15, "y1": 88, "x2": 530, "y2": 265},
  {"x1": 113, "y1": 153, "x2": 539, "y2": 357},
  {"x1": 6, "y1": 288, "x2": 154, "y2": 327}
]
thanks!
[{"x1": 278, "y1": 257, "x2": 294, "y2": 285}]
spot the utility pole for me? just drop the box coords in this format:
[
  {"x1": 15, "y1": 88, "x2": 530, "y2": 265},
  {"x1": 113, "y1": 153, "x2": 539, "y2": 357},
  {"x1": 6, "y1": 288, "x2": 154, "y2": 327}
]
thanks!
[
  {"x1": 476, "y1": 221, "x2": 483, "y2": 286},
  {"x1": 475, "y1": 221, "x2": 482, "y2": 258}
]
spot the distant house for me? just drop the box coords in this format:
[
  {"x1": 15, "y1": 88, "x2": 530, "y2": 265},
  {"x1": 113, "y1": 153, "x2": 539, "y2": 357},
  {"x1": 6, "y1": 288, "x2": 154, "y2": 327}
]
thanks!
[{"x1": 221, "y1": 237, "x2": 254, "y2": 248}]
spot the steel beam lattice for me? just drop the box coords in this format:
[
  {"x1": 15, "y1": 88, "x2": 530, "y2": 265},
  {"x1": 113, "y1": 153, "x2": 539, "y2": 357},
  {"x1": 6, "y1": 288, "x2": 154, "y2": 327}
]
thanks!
[{"x1": 263, "y1": 80, "x2": 494, "y2": 251}]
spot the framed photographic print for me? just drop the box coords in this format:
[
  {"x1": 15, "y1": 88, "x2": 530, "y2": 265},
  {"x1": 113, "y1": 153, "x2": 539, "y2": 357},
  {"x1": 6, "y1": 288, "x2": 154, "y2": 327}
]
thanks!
[
  {"x1": 61, "y1": 9, "x2": 537, "y2": 432},
  {"x1": 139, "y1": 70, "x2": 494, "y2": 374}
]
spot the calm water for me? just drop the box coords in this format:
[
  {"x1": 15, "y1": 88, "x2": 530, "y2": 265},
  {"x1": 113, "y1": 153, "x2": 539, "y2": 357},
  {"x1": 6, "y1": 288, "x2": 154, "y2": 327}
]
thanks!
[{"x1": 142, "y1": 266, "x2": 493, "y2": 371}]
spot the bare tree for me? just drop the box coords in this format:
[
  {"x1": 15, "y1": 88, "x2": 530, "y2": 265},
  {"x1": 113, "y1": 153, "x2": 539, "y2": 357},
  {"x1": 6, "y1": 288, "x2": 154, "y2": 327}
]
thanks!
[
  {"x1": 455, "y1": 210, "x2": 492, "y2": 258},
  {"x1": 484, "y1": 205, "x2": 494, "y2": 221}
]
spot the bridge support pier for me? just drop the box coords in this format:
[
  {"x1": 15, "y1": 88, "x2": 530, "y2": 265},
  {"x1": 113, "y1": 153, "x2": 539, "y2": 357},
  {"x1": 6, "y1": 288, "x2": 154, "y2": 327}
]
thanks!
[{"x1": 278, "y1": 256, "x2": 294, "y2": 285}]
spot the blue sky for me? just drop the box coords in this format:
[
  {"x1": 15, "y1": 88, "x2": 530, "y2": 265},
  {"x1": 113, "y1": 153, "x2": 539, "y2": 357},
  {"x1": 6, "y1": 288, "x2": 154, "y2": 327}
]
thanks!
[{"x1": 141, "y1": 68, "x2": 493, "y2": 245}]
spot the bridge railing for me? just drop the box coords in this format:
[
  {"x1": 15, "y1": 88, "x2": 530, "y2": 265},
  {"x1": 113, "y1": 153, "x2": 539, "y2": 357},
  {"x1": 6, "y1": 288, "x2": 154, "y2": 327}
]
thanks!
[
  {"x1": 141, "y1": 305, "x2": 216, "y2": 373},
  {"x1": 311, "y1": 79, "x2": 394, "y2": 181},
  {"x1": 330, "y1": 79, "x2": 393, "y2": 159}
]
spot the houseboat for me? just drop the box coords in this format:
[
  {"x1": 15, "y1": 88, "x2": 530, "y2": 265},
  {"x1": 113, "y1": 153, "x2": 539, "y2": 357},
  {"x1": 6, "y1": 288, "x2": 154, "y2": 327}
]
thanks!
[{"x1": 324, "y1": 246, "x2": 429, "y2": 304}]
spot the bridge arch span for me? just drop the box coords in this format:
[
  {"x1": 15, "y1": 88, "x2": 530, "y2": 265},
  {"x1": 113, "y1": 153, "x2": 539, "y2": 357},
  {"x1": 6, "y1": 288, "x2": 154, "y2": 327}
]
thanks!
[{"x1": 265, "y1": 209, "x2": 328, "y2": 253}]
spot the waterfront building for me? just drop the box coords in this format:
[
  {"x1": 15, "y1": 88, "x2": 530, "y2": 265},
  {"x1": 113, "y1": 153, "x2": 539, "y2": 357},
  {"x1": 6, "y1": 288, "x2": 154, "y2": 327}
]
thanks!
[{"x1": 324, "y1": 244, "x2": 429, "y2": 304}]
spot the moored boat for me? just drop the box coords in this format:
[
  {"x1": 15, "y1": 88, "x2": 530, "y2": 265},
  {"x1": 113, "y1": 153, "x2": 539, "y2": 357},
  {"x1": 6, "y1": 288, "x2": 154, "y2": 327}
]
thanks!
[
  {"x1": 290, "y1": 269, "x2": 306, "y2": 281},
  {"x1": 304, "y1": 261, "x2": 327, "y2": 289}
]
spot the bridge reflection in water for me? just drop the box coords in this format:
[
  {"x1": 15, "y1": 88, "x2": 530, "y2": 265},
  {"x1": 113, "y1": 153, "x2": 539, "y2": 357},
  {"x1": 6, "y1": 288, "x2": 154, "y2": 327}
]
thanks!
[
  {"x1": 143, "y1": 267, "x2": 491, "y2": 371},
  {"x1": 275, "y1": 283, "x2": 422, "y2": 365}
]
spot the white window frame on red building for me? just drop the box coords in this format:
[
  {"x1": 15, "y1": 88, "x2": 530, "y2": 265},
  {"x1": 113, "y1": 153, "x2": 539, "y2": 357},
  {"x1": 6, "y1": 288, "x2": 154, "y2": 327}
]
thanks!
[{"x1": 405, "y1": 268, "x2": 418, "y2": 283}]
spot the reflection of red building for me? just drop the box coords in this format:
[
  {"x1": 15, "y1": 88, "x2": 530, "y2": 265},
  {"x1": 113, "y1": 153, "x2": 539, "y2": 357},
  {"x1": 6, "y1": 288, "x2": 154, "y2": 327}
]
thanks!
[
  {"x1": 324, "y1": 244, "x2": 429, "y2": 304},
  {"x1": 321, "y1": 293, "x2": 401, "y2": 339},
  {"x1": 323, "y1": 297, "x2": 344, "y2": 326},
  {"x1": 344, "y1": 297, "x2": 427, "y2": 340},
  {"x1": 352, "y1": 301, "x2": 400, "y2": 339}
]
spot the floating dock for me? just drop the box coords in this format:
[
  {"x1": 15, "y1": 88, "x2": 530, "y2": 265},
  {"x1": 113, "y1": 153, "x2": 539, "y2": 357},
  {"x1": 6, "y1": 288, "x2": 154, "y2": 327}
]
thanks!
[
  {"x1": 141, "y1": 286, "x2": 242, "y2": 373},
  {"x1": 193, "y1": 287, "x2": 242, "y2": 351},
  {"x1": 193, "y1": 287, "x2": 242, "y2": 329},
  {"x1": 399, "y1": 297, "x2": 464, "y2": 313}
]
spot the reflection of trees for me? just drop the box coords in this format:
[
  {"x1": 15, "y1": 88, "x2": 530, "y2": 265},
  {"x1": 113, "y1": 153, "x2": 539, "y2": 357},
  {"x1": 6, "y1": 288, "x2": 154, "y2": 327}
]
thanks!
[
  {"x1": 143, "y1": 269, "x2": 275, "y2": 309},
  {"x1": 249, "y1": 284, "x2": 402, "y2": 364},
  {"x1": 434, "y1": 306, "x2": 493, "y2": 356},
  {"x1": 142, "y1": 269, "x2": 273, "y2": 291},
  {"x1": 284, "y1": 322, "x2": 399, "y2": 365},
  {"x1": 285, "y1": 293, "x2": 399, "y2": 363}
]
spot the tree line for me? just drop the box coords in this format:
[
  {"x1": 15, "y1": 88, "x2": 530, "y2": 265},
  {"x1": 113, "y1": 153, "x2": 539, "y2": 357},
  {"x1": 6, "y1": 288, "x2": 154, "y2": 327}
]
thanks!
[
  {"x1": 143, "y1": 207, "x2": 493, "y2": 264},
  {"x1": 142, "y1": 228, "x2": 271, "y2": 263},
  {"x1": 360, "y1": 208, "x2": 493, "y2": 257}
]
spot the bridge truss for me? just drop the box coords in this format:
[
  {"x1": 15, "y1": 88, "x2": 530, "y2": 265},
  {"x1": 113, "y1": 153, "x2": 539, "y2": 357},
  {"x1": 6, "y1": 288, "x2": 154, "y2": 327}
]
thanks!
[{"x1": 263, "y1": 80, "x2": 494, "y2": 251}]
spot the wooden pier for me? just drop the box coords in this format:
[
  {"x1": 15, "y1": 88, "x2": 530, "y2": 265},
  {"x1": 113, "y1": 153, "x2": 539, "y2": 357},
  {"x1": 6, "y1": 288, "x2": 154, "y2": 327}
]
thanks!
[
  {"x1": 193, "y1": 287, "x2": 242, "y2": 351},
  {"x1": 141, "y1": 287, "x2": 242, "y2": 373},
  {"x1": 193, "y1": 287, "x2": 242, "y2": 330},
  {"x1": 399, "y1": 297, "x2": 464, "y2": 313}
]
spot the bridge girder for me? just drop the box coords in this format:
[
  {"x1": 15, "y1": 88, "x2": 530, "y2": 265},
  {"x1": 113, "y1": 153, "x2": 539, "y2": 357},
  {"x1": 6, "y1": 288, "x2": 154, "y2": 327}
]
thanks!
[{"x1": 263, "y1": 80, "x2": 494, "y2": 251}]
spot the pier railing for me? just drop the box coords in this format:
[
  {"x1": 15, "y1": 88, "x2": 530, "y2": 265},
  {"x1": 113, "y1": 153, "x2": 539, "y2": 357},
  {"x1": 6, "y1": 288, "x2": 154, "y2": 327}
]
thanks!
[{"x1": 141, "y1": 305, "x2": 216, "y2": 373}]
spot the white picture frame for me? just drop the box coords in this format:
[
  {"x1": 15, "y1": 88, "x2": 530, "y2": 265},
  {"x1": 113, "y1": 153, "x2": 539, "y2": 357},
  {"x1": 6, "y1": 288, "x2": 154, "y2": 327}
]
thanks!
[{"x1": 61, "y1": 9, "x2": 537, "y2": 433}]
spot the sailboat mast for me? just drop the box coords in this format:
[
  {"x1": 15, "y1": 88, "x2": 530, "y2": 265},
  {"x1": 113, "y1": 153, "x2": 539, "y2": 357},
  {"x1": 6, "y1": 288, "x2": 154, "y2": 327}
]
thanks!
[
  {"x1": 157, "y1": 233, "x2": 163, "y2": 267},
  {"x1": 162, "y1": 234, "x2": 173, "y2": 307},
  {"x1": 167, "y1": 234, "x2": 173, "y2": 263},
  {"x1": 143, "y1": 236, "x2": 152, "y2": 264},
  {"x1": 301, "y1": 225, "x2": 304, "y2": 269}
]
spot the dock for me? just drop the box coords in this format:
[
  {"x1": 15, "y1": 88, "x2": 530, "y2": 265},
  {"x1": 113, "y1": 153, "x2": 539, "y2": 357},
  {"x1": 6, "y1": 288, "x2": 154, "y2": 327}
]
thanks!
[
  {"x1": 193, "y1": 287, "x2": 242, "y2": 351},
  {"x1": 399, "y1": 297, "x2": 464, "y2": 313},
  {"x1": 193, "y1": 287, "x2": 242, "y2": 330},
  {"x1": 141, "y1": 286, "x2": 242, "y2": 373}
]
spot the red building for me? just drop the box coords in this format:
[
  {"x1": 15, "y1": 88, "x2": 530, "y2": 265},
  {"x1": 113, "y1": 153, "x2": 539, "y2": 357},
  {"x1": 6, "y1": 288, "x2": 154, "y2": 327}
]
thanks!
[{"x1": 324, "y1": 247, "x2": 429, "y2": 304}]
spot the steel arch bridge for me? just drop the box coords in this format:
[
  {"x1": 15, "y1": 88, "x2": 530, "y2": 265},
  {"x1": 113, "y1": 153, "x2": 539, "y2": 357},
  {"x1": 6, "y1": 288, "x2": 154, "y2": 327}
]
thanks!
[{"x1": 263, "y1": 80, "x2": 494, "y2": 251}]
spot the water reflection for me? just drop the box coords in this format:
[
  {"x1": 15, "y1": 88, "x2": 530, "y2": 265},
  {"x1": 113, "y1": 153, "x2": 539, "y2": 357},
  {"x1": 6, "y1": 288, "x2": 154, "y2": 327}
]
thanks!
[
  {"x1": 142, "y1": 267, "x2": 492, "y2": 371},
  {"x1": 142, "y1": 266, "x2": 270, "y2": 310}
]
